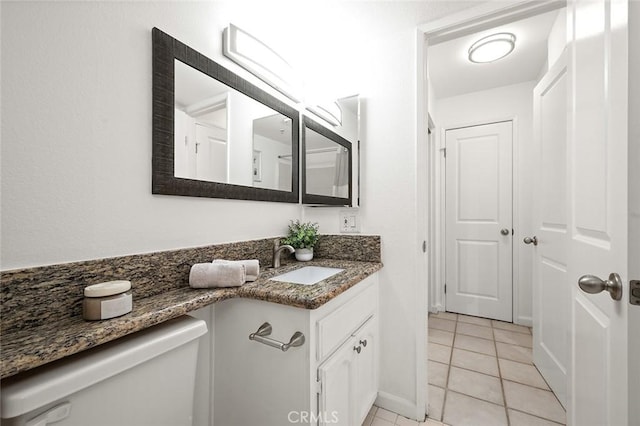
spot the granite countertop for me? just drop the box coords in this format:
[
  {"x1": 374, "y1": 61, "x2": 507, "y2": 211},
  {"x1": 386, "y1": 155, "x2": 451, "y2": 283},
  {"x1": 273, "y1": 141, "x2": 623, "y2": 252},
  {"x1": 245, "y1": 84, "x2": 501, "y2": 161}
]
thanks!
[{"x1": 0, "y1": 258, "x2": 382, "y2": 379}]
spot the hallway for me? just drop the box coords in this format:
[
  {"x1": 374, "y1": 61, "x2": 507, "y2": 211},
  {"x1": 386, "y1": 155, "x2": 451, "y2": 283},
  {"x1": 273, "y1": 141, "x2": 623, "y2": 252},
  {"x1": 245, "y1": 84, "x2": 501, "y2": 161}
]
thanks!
[{"x1": 426, "y1": 312, "x2": 566, "y2": 425}]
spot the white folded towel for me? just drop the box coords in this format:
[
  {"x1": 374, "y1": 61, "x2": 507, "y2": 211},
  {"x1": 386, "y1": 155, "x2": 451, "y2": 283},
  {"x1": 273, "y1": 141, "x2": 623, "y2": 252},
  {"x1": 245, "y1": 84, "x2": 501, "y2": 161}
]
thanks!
[
  {"x1": 189, "y1": 262, "x2": 246, "y2": 288},
  {"x1": 212, "y1": 259, "x2": 260, "y2": 281}
]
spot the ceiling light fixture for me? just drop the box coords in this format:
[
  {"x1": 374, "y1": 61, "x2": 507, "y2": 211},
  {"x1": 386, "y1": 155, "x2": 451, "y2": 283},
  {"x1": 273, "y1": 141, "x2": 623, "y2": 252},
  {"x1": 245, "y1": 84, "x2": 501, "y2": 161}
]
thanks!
[{"x1": 468, "y1": 32, "x2": 516, "y2": 63}]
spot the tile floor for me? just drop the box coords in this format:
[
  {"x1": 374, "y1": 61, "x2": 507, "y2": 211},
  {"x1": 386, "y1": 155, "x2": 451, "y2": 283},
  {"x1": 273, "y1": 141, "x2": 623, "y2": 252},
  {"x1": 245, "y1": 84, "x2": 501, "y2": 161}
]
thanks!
[
  {"x1": 428, "y1": 312, "x2": 566, "y2": 426},
  {"x1": 362, "y1": 312, "x2": 566, "y2": 426},
  {"x1": 362, "y1": 405, "x2": 446, "y2": 426}
]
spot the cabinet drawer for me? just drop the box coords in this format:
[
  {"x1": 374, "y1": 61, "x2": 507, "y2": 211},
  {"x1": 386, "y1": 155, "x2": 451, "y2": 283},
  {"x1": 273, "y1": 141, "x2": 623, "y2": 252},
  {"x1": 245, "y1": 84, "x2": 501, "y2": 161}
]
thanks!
[{"x1": 317, "y1": 282, "x2": 377, "y2": 361}]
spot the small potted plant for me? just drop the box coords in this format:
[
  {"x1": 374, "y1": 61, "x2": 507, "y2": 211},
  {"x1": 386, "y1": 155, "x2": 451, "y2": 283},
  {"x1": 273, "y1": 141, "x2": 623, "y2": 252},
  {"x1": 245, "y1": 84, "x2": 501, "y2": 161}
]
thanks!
[{"x1": 282, "y1": 220, "x2": 320, "y2": 261}]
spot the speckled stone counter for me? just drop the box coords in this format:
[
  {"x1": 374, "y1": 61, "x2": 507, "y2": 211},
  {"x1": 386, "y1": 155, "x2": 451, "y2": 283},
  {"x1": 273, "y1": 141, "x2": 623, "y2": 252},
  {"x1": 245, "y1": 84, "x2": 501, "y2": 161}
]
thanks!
[
  {"x1": 1, "y1": 236, "x2": 381, "y2": 379},
  {"x1": 237, "y1": 258, "x2": 381, "y2": 309},
  {"x1": 0, "y1": 287, "x2": 238, "y2": 379}
]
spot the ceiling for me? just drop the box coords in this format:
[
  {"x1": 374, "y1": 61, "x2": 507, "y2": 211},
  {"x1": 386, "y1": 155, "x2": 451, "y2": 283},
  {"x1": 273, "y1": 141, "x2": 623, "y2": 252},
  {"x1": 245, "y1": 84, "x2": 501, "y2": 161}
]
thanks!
[{"x1": 428, "y1": 9, "x2": 561, "y2": 99}]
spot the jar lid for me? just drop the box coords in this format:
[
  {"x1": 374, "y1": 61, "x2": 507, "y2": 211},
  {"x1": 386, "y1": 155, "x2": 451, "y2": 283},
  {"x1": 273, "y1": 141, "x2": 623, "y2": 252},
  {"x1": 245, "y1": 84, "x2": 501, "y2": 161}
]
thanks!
[{"x1": 84, "y1": 280, "x2": 131, "y2": 297}]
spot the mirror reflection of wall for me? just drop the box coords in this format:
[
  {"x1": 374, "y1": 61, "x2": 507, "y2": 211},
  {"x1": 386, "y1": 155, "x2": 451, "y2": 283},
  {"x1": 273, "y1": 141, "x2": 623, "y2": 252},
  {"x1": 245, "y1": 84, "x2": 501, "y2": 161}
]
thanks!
[
  {"x1": 173, "y1": 59, "x2": 293, "y2": 192},
  {"x1": 252, "y1": 114, "x2": 292, "y2": 191},
  {"x1": 334, "y1": 96, "x2": 359, "y2": 144},
  {"x1": 174, "y1": 59, "x2": 228, "y2": 182}
]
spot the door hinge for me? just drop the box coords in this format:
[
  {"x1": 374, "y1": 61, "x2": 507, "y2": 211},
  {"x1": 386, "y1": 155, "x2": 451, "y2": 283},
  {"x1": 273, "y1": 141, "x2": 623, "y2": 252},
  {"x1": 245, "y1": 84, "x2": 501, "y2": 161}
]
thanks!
[
  {"x1": 443, "y1": 148, "x2": 446, "y2": 158},
  {"x1": 315, "y1": 380, "x2": 322, "y2": 395},
  {"x1": 422, "y1": 241, "x2": 427, "y2": 253},
  {"x1": 630, "y1": 280, "x2": 640, "y2": 305},
  {"x1": 444, "y1": 283, "x2": 447, "y2": 294}
]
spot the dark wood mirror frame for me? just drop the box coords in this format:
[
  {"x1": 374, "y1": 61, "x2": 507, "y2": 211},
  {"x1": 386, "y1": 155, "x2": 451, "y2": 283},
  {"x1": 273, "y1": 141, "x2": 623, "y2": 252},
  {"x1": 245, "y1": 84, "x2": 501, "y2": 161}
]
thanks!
[
  {"x1": 152, "y1": 27, "x2": 300, "y2": 203},
  {"x1": 301, "y1": 116, "x2": 352, "y2": 206}
]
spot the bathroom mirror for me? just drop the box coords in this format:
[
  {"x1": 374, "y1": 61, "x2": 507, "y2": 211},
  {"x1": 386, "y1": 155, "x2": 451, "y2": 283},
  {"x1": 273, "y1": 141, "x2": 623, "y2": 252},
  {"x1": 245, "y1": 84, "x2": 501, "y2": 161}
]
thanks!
[
  {"x1": 152, "y1": 28, "x2": 299, "y2": 203},
  {"x1": 302, "y1": 116, "x2": 352, "y2": 206},
  {"x1": 335, "y1": 95, "x2": 360, "y2": 207}
]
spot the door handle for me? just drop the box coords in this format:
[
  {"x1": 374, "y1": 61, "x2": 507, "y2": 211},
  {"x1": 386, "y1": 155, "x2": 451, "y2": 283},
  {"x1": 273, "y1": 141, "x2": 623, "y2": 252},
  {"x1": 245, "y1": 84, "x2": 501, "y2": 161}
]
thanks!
[
  {"x1": 523, "y1": 236, "x2": 538, "y2": 246},
  {"x1": 500, "y1": 228, "x2": 510, "y2": 236},
  {"x1": 578, "y1": 273, "x2": 623, "y2": 301}
]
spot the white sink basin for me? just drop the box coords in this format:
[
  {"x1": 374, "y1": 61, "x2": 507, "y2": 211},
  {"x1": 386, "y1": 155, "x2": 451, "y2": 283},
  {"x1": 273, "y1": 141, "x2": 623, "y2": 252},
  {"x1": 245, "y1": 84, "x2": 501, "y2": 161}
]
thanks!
[{"x1": 270, "y1": 266, "x2": 345, "y2": 285}]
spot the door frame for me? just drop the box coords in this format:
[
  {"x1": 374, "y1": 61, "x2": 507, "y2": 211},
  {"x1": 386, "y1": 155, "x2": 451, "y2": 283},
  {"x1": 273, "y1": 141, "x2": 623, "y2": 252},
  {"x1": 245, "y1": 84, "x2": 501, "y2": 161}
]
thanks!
[
  {"x1": 416, "y1": 0, "x2": 566, "y2": 420},
  {"x1": 441, "y1": 117, "x2": 518, "y2": 322}
]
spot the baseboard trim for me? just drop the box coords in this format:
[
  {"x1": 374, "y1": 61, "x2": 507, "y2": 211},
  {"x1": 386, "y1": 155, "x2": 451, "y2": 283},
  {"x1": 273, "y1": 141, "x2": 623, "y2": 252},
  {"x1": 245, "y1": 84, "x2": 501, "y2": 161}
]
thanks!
[
  {"x1": 428, "y1": 303, "x2": 445, "y2": 313},
  {"x1": 516, "y1": 315, "x2": 532, "y2": 327},
  {"x1": 375, "y1": 391, "x2": 422, "y2": 422}
]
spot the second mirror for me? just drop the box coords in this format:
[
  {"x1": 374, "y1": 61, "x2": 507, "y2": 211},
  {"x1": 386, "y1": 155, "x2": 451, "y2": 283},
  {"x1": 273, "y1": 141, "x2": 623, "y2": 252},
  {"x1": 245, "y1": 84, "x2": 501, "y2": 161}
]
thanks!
[{"x1": 302, "y1": 116, "x2": 352, "y2": 206}]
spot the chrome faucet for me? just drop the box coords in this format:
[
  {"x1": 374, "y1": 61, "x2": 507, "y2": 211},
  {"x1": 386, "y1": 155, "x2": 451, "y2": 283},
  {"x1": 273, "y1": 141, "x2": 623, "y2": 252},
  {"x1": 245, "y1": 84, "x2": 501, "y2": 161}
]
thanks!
[{"x1": 272, "y1": 239, "x2": 294, "y2": 268}]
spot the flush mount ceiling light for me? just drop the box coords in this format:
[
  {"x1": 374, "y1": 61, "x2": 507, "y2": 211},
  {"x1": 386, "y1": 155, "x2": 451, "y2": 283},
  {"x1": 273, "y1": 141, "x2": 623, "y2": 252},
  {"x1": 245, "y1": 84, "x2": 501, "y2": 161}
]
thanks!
[{"x1": 468, "y1": 32, "x2": 516, "y2": 63}]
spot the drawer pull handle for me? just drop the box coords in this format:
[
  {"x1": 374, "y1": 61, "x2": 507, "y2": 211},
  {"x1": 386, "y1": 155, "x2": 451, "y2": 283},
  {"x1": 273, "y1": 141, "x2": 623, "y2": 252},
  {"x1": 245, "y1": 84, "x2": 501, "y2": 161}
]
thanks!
[
  {"x1": 249, "y1": 322, "x2": 305, "y2": 352},
  {"x1": 359, "y1": 339, "x2": 367, "y2": 347},
  {"x1": 353, "y1": 345, "x2": 361, "y2": 354}
]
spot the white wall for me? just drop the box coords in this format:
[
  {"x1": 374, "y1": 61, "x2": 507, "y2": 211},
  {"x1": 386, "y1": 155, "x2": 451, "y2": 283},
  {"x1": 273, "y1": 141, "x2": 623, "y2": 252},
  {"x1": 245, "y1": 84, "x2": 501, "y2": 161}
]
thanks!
[
  {"x1": 427, "y1": 75, "x2": 444, "y2": 313},
  {"x1": 253, "y1": 135, "x2": 290, "y2": 191},
  {"x1": 547, "y1": 8, "x2": 567, "y2": 69},
  {"x1": 432, "y1": 81, "x2": 536, "y2": 325},
  {"x1": 227, "y1": 91, "x2": 274, "y2": 186},
  {"x1": 1, "y1": 2, "x2": 306, "y2": 270},
  {"x1": 1, "y1": 1, "x2": 477, "y2": 420}
]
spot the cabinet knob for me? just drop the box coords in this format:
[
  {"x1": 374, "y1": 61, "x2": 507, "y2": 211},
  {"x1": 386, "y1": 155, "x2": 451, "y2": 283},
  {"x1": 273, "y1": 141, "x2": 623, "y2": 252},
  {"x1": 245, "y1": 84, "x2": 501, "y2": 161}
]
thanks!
[
  {"x1": 353, "y1": 345, "x2": 361, "y2": 354},
  {"x1": 359, "y1": 339, "x2": 367, "y2": 347}
]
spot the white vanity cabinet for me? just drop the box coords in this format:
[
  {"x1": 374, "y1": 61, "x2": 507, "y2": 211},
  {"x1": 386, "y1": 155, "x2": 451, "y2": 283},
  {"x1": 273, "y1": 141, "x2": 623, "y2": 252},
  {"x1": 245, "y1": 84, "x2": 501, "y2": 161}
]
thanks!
[
  {"x1": 318, "y1": 315, "x2": 378, "y2": 426},
  {"x1": 213, "y1": 273, "x2": 379, "y2": 426}
]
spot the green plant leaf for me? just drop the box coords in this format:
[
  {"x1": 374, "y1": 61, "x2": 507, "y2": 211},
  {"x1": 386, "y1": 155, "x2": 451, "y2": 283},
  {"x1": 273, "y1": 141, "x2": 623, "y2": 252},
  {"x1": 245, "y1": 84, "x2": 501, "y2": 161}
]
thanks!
[{"x1": 283, "y1": 220, "x2": 320, "y2": 249}]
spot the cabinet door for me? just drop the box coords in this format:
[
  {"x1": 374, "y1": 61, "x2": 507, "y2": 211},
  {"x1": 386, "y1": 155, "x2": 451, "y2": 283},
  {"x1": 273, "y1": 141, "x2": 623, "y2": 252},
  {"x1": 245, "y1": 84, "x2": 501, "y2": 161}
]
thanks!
[
  {"x1": 317, "y1": 337, "x2": 357, "y2": 426},
  {"x1": 353, "y1": 316, "x2": 378, "y2": 425}
]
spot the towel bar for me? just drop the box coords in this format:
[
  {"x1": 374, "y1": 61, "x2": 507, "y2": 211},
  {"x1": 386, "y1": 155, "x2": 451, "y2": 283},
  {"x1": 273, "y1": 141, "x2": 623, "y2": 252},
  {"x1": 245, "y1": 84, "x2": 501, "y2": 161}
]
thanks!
[{"x1": 248, "y1": 322, "x2": 305, "y2": 352}]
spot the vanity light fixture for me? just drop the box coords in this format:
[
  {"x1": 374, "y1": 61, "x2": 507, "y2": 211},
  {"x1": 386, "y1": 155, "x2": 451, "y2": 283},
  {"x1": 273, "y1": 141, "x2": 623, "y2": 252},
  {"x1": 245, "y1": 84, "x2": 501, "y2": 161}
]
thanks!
[
  {"x1": 468, "y1": 32, "x2": 516, "y2": 63},
  {"x1": 223, "y1": 24, "x2": 302, "y2": 102}
]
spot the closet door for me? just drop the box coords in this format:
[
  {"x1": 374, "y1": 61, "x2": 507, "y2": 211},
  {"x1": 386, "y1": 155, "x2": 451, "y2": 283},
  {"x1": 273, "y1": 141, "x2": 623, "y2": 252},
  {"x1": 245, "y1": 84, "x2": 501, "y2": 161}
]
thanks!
[{"x1": 445, "y1": 121, "x2": 513, "y2": 322}]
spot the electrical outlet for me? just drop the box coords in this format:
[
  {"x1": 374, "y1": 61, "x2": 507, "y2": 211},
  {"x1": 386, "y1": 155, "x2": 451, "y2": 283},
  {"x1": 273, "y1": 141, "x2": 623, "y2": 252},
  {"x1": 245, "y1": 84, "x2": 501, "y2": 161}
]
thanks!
[{"x1": 340, "y1": 210, "x2": 360, "y2": 233}]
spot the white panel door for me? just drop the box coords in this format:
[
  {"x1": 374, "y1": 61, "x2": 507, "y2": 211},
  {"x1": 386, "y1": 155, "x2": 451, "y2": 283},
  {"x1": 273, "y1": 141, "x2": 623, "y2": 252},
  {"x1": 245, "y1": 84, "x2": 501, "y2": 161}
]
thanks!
[
  {"x1": 567, "y1": 0, "x2": 628, "y2": 425},
  {"x1": 445, "y1": 121, "x2": 513, "y2": 322},
  {"x1": 195, "y1": 123, "x2": 227, "y2": 182},
  {"x1": 532, "y1": 52, "x2": 569, "y2": 407}
]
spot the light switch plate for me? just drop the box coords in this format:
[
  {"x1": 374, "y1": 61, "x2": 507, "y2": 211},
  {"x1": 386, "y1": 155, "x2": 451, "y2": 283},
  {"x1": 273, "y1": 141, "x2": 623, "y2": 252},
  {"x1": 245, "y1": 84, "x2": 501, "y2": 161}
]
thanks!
[{"x1": 339, "y1": 209, "x2": 360, "y2": 233}]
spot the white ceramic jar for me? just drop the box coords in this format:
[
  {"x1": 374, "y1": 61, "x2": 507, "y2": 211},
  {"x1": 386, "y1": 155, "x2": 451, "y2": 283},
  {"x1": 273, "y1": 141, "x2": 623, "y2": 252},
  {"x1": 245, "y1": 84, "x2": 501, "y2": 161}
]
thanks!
[{"x1": 295, "y1": 248, "x2": 314, "y2": 261}]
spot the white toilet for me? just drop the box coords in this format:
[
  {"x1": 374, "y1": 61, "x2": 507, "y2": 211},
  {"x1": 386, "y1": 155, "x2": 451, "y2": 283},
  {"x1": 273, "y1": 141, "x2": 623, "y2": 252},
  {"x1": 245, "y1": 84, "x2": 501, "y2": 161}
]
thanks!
[{"x1": 1, "y1": 315, "x2": 207, "y2": 426}]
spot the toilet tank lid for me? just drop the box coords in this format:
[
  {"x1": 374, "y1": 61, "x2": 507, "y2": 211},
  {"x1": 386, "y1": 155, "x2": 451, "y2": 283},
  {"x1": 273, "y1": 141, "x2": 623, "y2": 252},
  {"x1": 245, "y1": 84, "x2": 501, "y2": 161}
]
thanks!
[{"x1": 1, "y1": 315, "x2": 207, "y2": 419}]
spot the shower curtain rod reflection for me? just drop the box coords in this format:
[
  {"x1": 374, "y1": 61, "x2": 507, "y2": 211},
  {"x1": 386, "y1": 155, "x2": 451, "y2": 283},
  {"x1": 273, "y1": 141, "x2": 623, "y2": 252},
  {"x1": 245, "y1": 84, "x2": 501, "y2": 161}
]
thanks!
[{"x1": 278, "y1": 147, "x2": 348, "y2": 159}]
